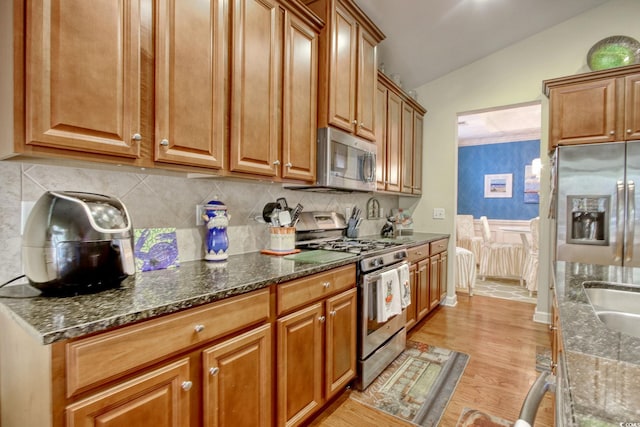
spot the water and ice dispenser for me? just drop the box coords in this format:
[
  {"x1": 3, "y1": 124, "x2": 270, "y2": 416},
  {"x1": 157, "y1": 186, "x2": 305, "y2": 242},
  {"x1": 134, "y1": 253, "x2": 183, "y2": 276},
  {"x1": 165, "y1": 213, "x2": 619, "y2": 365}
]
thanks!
[{"x1": 566, "y1": 195, "x2": 609, "y2": 245}]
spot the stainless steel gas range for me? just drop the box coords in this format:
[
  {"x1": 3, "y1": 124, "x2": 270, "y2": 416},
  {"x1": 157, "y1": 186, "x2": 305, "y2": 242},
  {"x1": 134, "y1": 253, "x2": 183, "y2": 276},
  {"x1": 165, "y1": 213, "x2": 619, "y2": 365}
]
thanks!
[{"x1": 296, "y1": 211, "x2": 409, "y2": 390}]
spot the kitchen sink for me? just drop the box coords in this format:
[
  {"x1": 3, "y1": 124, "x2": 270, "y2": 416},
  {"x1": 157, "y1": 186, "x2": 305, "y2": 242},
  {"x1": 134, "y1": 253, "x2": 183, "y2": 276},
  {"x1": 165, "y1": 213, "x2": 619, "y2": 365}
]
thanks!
[{"x1": 584, "y1": 285, "x2": 640, "y2": 338}]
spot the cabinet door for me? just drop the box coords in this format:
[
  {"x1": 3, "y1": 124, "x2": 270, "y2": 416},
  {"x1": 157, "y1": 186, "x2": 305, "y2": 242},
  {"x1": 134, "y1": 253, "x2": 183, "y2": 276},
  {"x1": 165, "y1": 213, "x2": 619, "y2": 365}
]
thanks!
[
  {"x1": 385, "y1": 91, "x2": 402, "y2": 192},
  {"x1": 230, "y1": 0, "x2": 281, "y2": 176},
  {"x1": 416, "y1": 258, "x2": 429, "y2": 320},
  {"x1": 412, "y1": 112, "x2": 424, "y2": 195},
  {"x1": 325, "y1": 288, "x2": 357, "y2": 399},
  {"x1": 277, "y1": 302, "x2": 323, "y2": 427},
  {"x1": 155, "y1": 0, "x2": 227, "y2": 169},
  {"x1": 375, "y1": 83, "x2": 388, "y2": 190},
  {"x1": 405, "y1": 263, "x2": 417, "y2": 330},
  {"x1": 327, "y1": 3, "x2": 357, "y2": 133},
  {"x1": 401, "y1": 102, "x2": 414, "y2": 194},
  {"x1": 429, "y1": 255, "x2": 440, "y2": 310},
  {"x1": 203, "y1": 324, "x2": 272, "y2": 427},
  {"x1": 439, "y1": 251, "x2": 448, "y2": 301},
  {"x1": 26, "y1": 0, "x2": 142, "y2": 158},
  {"x1": 625, "y1": 73, "x2": 640, "y2": 141},
  {"x1": 282, "y1": 11, "x2": 318, "y2": 182},
  {"x1": 66, "y1": 358, "x2": 191, "y2": 427},
  {"x1": 549, "y1": 78, "x2": 617, "y2": 149},
  {"x1": 355, "y1": 27, "x2": 377, "y2": 141}
]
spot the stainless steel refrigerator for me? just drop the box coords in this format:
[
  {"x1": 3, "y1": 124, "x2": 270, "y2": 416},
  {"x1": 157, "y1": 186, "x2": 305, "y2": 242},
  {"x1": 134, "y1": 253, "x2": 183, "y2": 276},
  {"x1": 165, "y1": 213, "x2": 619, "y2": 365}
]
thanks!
[{"x1": 556, "y1": 141, "x2": 640, "y2": 266}]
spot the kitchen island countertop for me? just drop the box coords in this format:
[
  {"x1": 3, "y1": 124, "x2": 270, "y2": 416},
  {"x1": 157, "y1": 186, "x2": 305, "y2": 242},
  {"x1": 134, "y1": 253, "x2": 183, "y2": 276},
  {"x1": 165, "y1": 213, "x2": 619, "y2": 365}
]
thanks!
[
  {"x1": 555, "y1": 261, "x2": 640, "y2": 425},
  {"x1": 0, "y1": 232, "x2": 447, "y2": 345}
]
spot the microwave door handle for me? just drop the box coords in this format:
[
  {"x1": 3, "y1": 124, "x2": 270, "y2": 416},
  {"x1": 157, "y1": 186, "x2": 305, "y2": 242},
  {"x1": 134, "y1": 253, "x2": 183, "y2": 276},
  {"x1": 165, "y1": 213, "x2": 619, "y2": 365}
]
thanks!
[
  {"x1": 363, "y1": 152, "x2": 375, "y2": 183},
  {"x1": 616, "y1": 180, "x2": 625, "y2": 262},
  {"x1": 626, "y1": 180, "x2": 635, "y2": 263}
]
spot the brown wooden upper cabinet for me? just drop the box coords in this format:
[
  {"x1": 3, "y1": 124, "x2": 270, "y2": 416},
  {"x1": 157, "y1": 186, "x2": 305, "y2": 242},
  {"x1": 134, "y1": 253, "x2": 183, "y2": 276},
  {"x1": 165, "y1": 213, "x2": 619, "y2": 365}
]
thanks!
[
  {"x1": 376, "y1": 73, "x2": 426, "y2": 195},
  {"x1": 229, "y1": 0, "x2": 322, "y2": 182},
  {"x1": 5, "y1": 0, "x2": 322, "y2": 182},
  {"x1": 155, "y1": 0, "x2": 228, "y2": 169},
  {"x1": 544, "y1": 64, "x2": 640, "y2": 152},
  {"x1": 24, "y1": 0, "x2": 145, "y2": 161},
  {"x1": 303, "y1": 0, "x2": 384, "y2": 141}
]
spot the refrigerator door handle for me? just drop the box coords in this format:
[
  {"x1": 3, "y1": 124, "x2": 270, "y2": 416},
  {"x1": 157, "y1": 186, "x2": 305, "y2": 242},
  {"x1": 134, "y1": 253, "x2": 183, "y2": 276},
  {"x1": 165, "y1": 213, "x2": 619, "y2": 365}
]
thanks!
[
  {"x1": 626, "y1": 180, "x2": 636, "y2": 263},
  {"x1": 616, "y1": 180, "x2": 625, "y2": 261}
]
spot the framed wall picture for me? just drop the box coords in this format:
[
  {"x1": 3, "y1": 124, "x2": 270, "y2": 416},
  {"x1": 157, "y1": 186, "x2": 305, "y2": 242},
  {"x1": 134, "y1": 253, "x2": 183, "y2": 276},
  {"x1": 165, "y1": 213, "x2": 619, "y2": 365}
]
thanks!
[{"x1": 484, "y1": 173, "x2": 513, "y2": 198}]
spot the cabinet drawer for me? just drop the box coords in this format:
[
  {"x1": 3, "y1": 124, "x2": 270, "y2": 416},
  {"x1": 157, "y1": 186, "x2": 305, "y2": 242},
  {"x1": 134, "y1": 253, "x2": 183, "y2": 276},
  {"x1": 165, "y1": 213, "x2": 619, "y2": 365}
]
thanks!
[
  {"x1": 407, "y1": 244, "x2": 429, "y2": 263},
  {"x1": 277, "y1": 264, "x2": 356, "y2": 315},
  {"x1": 430, "y1": 239, "x2": 448, "y2": 255},
  {"x1": 66, "y1": 288, "x2": 270, "y2": 397}
]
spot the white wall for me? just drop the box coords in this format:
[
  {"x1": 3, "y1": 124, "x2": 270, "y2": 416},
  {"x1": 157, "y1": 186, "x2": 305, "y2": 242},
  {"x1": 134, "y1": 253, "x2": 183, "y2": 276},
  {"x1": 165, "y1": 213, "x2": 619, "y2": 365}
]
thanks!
[{"x1": 409, "y1": 0, "x2": 640, "y2": 319}]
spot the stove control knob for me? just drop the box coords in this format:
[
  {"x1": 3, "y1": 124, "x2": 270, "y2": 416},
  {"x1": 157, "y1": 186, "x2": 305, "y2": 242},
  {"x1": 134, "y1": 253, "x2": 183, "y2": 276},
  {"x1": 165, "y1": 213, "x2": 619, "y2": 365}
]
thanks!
[
  {"x1": 370, "y1": 258, "x2": 382, "y2": 268},
  {"x1": 395, "y1": 251, "x2": 406, "y2": 260}
]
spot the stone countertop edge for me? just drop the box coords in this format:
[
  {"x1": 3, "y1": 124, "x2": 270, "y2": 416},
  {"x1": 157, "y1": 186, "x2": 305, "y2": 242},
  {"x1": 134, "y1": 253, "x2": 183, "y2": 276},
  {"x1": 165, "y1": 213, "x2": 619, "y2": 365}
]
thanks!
[
  {"x1": 0, "y1": 232, "x2": 448, "y2": 346},
  {"x1": 554, "y1": 261, "x2": 640, "y2": 424}
]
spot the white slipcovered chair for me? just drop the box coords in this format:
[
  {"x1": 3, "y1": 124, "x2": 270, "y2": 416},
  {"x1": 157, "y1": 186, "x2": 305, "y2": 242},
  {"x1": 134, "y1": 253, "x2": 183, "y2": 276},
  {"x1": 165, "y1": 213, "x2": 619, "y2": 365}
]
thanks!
[
  {"x1": 478, "y1": 216, "x2": 524, "y2": 281},
  {"x1": 455, "y1": 215, "x2": 482, "y2": 265},
  {"x1": 522, "y1": 217, "x2": 540, "y2": 296},
  {"x1": 455, "y1": 247, "x2": 476, "y2": 295}
]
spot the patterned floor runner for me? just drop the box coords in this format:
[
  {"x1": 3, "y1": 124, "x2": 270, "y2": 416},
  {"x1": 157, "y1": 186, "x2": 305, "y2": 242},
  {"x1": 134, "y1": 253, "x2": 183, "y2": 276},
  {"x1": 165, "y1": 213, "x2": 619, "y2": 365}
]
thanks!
[
  {"x1": 350, "y1": 341, "x2": 469, "y2": 426},
  {"x1": 455, "y1": 407, "x2": 513, "y2": 427}
]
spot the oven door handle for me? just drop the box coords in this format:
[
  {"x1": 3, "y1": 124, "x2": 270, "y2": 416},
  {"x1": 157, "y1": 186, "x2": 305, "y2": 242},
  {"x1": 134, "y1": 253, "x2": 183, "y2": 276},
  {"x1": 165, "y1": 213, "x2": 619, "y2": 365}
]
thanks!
[{"x1": 363, "y1": 261, "x2": 409, "y2": 284}]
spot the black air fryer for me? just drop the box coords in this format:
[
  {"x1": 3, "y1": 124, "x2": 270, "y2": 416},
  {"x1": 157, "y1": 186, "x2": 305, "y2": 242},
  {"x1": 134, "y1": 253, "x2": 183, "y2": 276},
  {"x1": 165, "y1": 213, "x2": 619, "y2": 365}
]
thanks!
[{"x1": 22, "y1": 191, "x2": 135, "y2": 295}]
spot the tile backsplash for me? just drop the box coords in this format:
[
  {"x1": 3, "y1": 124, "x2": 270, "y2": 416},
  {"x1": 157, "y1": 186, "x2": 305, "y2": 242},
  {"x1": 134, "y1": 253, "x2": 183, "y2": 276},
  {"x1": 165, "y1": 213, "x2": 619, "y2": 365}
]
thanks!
[{"x1": 0, "y1": 161, "x2": 398, "y2": 283}]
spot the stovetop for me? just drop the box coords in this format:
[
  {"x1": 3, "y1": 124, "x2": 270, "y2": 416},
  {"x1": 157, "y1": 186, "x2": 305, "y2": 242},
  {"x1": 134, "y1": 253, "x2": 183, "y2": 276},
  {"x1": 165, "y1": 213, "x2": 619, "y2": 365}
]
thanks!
[{"x1": 297, "y1": 238, "x2": 402, "y2": 255}]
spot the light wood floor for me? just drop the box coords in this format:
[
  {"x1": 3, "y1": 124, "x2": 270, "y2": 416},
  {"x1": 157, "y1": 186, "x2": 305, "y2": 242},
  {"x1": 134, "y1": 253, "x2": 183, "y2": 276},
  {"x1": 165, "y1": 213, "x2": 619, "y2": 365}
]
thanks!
[{"x1": 309, "y1": 293, "x2": 554, "y2": 427}]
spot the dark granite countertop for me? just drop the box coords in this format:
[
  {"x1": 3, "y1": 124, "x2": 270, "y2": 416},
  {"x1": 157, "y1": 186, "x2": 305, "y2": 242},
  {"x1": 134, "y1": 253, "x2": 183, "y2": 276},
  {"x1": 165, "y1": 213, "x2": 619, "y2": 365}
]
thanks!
[
  {"x1": 0, "y1": 233, "x2": 447, "y2": 346},
  {"x1": 554, "y1": 261, "x2": 640, "y2": 425}
]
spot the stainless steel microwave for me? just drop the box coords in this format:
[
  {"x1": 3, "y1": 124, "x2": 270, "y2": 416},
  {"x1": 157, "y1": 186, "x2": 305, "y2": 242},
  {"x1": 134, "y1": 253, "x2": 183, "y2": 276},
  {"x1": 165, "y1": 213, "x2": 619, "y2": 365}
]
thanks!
[{"x1": 286, "y1": 127, "x2": 376, "y2": 192}]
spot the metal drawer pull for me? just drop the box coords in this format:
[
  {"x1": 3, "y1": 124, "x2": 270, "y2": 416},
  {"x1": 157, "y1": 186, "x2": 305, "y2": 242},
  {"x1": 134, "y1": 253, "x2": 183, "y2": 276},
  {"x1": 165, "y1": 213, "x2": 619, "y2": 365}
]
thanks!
[
  {"x1": 194, "y1": 324, "x2": 205, "y2": 333},
  {"x1": 209, "y1": 367, "x2": 219, "y2": 376},
  {"x1": 181, "y1": 381, "x2": 193, "y2": 391},
  {"x1": 322, "y1": 281, "x2": 331, "y2": 288}
]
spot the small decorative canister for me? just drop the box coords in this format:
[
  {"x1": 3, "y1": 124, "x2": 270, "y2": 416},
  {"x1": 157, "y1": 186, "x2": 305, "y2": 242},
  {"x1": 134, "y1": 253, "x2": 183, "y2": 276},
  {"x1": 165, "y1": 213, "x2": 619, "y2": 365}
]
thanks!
[{"x1": 202, "y1": 200, "x2": 229, "y2": 261}]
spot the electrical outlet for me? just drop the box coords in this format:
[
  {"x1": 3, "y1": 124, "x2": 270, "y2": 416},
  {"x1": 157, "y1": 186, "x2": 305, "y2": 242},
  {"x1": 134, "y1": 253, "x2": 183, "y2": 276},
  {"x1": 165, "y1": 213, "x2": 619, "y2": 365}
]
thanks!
[
  {"x1": 433, "y1": 208, "x2": 445, "y2": 219},
  {"x1": 196, "y1": 205, "x2": 206, "y2": 226}
]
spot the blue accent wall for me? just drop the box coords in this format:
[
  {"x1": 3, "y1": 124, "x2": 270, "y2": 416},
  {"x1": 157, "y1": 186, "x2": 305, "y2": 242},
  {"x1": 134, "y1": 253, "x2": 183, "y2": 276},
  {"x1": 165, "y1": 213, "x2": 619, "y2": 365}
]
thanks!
[{"x1": 457, "y1": 140, "x2": 540, "y2": 220}]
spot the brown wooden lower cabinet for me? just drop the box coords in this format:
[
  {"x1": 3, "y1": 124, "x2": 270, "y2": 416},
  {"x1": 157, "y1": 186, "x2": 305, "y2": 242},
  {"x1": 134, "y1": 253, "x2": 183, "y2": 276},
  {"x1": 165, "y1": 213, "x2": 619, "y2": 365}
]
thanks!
[
  {"x1": 66, "y1": 358, "x2": 192, "y2": 427},
  {"x1": 276, "y1": 284, "x2": 357, "y2": 427},
  {"x1": 203, "y1": 324, "x2": 272, "y2": 427},
  {"x1": 406, "y1": 239, "x2": 449, "y2": 330}
]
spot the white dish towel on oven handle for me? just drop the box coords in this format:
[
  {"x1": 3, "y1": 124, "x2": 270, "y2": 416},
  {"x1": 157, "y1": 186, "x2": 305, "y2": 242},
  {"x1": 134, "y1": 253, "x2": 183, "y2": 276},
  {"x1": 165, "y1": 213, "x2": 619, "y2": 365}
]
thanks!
[
  {"x1": 376, "y1": 268, "x2": 402, "y2": 323},
  {"x1": 398, "y1": 263, "x2": 411, "y2": 308}
]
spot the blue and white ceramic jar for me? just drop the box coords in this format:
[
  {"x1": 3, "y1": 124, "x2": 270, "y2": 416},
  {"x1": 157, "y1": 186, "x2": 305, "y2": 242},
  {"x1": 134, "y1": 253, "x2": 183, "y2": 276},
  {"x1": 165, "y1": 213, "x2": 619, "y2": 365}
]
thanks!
[{"x1": 202, "y1": 200, "x2": 229, "y2": 261}]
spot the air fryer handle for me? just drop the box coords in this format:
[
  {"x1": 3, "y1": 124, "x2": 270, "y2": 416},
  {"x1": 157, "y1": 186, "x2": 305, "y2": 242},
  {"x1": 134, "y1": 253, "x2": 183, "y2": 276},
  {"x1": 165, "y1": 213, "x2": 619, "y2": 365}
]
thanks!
[{"x1": 112, "y1": 238, "x2": 136, "y2": 275}]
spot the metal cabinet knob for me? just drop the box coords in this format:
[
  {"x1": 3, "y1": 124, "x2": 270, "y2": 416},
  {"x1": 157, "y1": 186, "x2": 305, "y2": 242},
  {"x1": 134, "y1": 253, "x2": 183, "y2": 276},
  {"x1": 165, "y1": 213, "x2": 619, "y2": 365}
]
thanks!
[
  {"x1": 352, "y1": 120, "x2": 358, "y2": 125},
  {"x1": 273, "y1": 160, "x2": 281, "y2": 166},
  {"x1": 330, "y1": 310, "x2": 336, "y2": 316},
  {"x1": 181, "y1": 381, "x2": 193, "y2": 391},
  {"x1": 194, "y1": 324, "x2": 205, "y2": 333},
  {"x1": 628, "y1": 129, "x2": 633, "y2": 134},
  {"x1": 360, "y1": 122, "x2": 364, "y2": 127},
  {"x1": 318, "y1": 315, "x2": 326, "y2": 323},
  {"x1": 322, "y1": 281, "x2": 331, "y2": 288},
  {"x1": 160, "y1": 139, "x2": 169, "y2": 147},
  {"x1": 549, "y1": 325, "x2": 557, "y2": 331},
  {"x1": 132, "y1": 133, "x2": 142, "y2": 141},
  {"x1": 609, "y1": 130, "x2": 615, "y2": 135},
  {"x1": 285, "y1": 162, "x2": 292, "y2": 168},
  {"x1": 209, "y1": 367, "x2": 219, "y2": 376}
]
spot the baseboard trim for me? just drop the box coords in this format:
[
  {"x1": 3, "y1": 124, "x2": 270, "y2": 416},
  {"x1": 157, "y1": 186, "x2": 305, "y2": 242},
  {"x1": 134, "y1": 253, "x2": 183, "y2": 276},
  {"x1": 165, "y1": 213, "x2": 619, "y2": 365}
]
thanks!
[
  {"x1": 533, "y1": 308, "x2": 551, "y2": 324},
  {"x1": 443, "y1": 294, "x2": 458, "y2": 307}
]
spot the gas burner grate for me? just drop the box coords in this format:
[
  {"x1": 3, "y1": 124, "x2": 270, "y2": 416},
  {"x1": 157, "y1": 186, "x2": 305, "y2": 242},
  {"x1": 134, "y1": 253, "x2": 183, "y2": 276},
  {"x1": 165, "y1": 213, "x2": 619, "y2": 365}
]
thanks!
[{"x1": 299, "y1": 238, "x2": 401, "y2": 254}]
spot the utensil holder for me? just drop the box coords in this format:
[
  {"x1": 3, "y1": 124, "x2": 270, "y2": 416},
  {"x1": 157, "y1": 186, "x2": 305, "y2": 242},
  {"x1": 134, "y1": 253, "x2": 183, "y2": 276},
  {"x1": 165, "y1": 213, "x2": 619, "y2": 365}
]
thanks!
[{"x1": 270, "y1": 227, "x2": 296, "y2": 252}]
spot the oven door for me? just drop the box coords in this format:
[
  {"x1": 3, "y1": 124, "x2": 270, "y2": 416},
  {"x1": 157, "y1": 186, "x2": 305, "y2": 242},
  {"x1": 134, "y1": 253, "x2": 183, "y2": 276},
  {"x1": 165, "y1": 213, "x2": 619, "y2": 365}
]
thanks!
[{"x1": 359, "y1": 261, "x2": 408, "y2": 360}]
